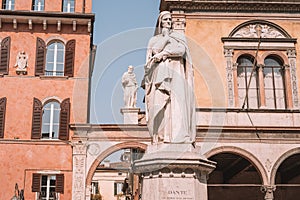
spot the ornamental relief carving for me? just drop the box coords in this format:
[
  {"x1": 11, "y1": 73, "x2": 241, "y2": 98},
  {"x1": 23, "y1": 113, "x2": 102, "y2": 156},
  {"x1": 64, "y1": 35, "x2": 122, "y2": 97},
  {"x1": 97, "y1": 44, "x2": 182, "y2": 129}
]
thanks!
[{"x1": 233, "y1": 24, "x2": 285, "y2": 38}]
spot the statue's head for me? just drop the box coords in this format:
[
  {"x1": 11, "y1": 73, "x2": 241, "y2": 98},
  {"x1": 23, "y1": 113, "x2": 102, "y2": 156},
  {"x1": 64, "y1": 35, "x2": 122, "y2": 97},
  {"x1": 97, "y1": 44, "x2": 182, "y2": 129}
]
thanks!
[
  {"x1": 128, "y1": 65, "x2": 134, "y2": 73},
  {"x1": 155, "y1": 11, "x2": 172, "y2": 35}
]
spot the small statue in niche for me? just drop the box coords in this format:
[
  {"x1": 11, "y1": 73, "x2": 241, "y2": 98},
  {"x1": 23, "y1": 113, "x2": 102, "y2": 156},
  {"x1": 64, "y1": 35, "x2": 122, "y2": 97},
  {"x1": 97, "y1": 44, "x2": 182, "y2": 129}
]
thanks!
[{"x1": 14, "y1": 51, "x2": 28, "y2": 75}]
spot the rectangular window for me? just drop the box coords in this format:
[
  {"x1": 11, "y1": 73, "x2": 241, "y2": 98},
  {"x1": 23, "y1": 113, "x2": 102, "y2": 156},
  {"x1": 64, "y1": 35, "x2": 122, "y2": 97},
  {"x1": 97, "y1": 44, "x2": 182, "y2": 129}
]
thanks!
[
  {"x1": 32, "y1": 0, "x2": 45, "y2": 11},
  {"x1": 91, "y1": 182, "x2": 99, "y2": 195},
  {"x1": 40, "y1": 175, "x2": 57, "y2": 200},
  {"x1": 32, "y1": 173, "x2": 64, "y2": 200},
  {"x1": 62, "y1": 0, "x2": 75, "y2": 13},
  {"x1": 114, "y1": 182, "x2": 123, "y2": 196},
  {"x1": 2, "y1": 0, "x2": 15, "y2": 10}
]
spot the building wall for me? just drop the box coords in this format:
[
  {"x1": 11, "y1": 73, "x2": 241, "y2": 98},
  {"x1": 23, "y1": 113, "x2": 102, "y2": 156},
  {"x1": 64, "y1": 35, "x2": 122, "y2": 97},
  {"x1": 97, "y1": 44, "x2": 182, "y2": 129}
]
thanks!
[
  {"x1": 184, "y1": 15, "x2": 300, "y2": 108},
  {"x1": 2, "y1": 0, "x2": 92, "y2": 13},
  {"x1": 0, "y1": 0, "x2": 94, "y2": 199}
]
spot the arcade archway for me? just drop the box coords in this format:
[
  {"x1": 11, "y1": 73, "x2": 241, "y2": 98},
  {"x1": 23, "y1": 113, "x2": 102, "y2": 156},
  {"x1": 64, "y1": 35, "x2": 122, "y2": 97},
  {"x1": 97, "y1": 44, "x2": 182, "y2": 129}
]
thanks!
[
  {"x1": 274, "y1": 153, "x2": 300, "y2": 200},
  {"x1": 208, "y1": 152, "x2": 264, "y2": 200},
  {"x1": 87, "y1": 143, "x2": 146, "y2": 200}
]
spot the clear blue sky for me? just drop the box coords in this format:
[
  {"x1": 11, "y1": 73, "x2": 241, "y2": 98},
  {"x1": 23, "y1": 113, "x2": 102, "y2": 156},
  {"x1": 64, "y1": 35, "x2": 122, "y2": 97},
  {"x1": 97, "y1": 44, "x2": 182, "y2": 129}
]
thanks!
[{"x1": 90, "y1": 1, "x2": 160, "y2": 123}]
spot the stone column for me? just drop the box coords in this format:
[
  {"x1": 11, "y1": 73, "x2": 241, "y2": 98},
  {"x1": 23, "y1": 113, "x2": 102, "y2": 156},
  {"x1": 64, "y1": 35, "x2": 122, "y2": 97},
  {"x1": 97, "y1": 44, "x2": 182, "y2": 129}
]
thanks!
[
  {"x1": 232, "y1": 63, "x2": 239, "y2": 107},
  {"x1": 257, "y1": 64, "x2": 266, "y2": 108},
  {"x1": 224, "y1": 49, "x2": 235, "y2": 107},
  {"x1": 134, "y1": 144, "x2": 216, "y2": 200},
  {"x1": 121, "y1": 108, "x2": 140, "y2": 124},
  {"x1": 287, "y1": 49, "x2": 299, "y2": 109},
  {"x1": 261, "y1": 185, "x2": 276, "y2": 200},
  {"x1": 72, "y1": 141, "x2": 87, "y2": 200},
  {"x1": 283, "y1": 64, "x2": 293, "y2": 109}
]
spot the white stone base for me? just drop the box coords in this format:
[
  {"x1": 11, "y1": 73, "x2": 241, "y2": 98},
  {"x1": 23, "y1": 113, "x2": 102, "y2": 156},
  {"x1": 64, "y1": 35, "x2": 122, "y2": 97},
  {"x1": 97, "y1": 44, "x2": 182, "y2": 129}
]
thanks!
[
  {"x1": 120, "y1": 107, "x2": 140, "y2": 124},
  {"x1": 134, "y1": 143, "x2": 216, "y2": 200}
]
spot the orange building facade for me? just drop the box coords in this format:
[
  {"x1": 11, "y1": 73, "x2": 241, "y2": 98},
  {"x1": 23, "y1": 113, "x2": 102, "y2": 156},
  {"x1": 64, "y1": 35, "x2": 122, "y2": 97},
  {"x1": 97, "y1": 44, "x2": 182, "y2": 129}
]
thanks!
[{"x1": 0, "y1": 0, "x2": 94, "y2": 199}]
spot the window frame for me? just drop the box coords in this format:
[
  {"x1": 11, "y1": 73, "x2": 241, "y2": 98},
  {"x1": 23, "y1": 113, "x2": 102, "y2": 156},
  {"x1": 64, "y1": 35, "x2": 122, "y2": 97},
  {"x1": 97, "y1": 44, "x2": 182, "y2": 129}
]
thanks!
[
  {"x1": 263, "y1": 56, "x2": 287, "y2": 109},
  {"x1": 237, "y1": 55, "x2": 260, "y2": 109},
  {"x1": 32, "y1": 173, "x2": 64, "y2": 200},
  {"x1": 41, "y1": 100, "x2": 61, "y2": 139},
  {"x1": 32, "y1": 0, "x2": 45, "y2": 11},
  {"x1": 39, "y1": 175, "x2": 57, "y2": 200},
  {"x1": 45, "y1": 41, "x2": 65, "y2": 77},
  {"x1": 2, "y1": 0, "x2": 15, "y2": 10},
  {"x1": 35, "y1": 37, "x2": 75, "y2": 78},
  {"x1": 62, "y1": 0, "x2": 75, "y2": 13},
  {"x1": 114, "y1": 182, "x2": 124, "y2": 196},
  {"x1": 31, "y1": 97, "x2": 70, "y2": 140}
]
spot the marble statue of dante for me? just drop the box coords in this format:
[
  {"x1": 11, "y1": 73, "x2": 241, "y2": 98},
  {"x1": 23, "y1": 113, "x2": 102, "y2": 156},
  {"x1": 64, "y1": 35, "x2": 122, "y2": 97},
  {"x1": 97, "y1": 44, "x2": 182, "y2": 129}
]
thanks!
[
  {"x1": 142, "y1": 11, "x2": 196, "y2": 144},
  {"x1": 122, "y1": 65, "x2": 138, "y2": 108}
]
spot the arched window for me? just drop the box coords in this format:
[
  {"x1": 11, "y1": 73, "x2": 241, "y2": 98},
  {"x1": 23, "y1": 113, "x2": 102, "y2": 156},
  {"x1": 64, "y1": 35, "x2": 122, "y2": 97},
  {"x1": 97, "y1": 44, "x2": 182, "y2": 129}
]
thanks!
[
  {"x1": 62, "y1": 0, "x2": 75, "y2": 13},
  {"x1": 41, "y1": 101, "x2": 61, "y2": 139},
  {"x1": 32, "y1": 0, "x2": 45, "y2": 11},
  {"x1": 264, "y1": 56, "x2": 286, "y2": 109},
  {"x1": 2, "y1": 0, "x2": 15, "y2": 10},
  {"x1": 237, "y1": 55, "x2": 259, "y2": 109},
  {"x1": 45, "y1": 41, "x2": 65, "y2": 76}
]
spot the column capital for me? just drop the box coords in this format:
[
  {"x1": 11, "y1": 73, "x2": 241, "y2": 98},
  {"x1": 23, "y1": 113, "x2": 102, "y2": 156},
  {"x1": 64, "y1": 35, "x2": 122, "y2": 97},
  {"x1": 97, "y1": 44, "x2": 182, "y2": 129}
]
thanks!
[
  {"x1": 233, "y1": 63, "x2": 238, "y2": 70},
  {"x1": 72, "y1": 141, "x2": 87, "y2": 155},
  {"x1": 224, "y1": 48, "x2": 234, "y2": 57},
  {"x1": 283, "y1": 64, "x2": 290, "y2": 70},
  {"x1": 287, "y1": 49, "x2": 296, "y2": 58},
  {"x1": 257, "y1": 64, "x2": 265, "y2": 71},
  {"x1": 261, "y1": 185, "x2": 276, "y2": 200}
]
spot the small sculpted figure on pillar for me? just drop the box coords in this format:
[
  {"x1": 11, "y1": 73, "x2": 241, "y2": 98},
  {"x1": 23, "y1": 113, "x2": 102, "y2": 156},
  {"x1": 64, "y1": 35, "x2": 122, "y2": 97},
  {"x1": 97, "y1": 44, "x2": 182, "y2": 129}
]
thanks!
[
  {"x1": 122, "y1": 65, "x2": 138, "y2": 108},
  {"x1": 142, "y1": 11, "x2": 196, "y2": 144}
]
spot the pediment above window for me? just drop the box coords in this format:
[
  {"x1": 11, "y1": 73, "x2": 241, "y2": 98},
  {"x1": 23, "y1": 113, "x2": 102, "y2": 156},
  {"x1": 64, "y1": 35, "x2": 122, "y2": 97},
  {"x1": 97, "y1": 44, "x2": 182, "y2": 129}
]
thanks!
[{"x1": 229, "y1": 20, "x2": 291, "y2": 39}]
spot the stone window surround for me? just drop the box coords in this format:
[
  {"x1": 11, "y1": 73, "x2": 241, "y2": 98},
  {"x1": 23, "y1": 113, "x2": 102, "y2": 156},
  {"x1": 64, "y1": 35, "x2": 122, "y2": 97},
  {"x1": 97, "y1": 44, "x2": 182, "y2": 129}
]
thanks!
[
  {"x1": 232, "y1": 50, "x2": 293, "y2": 109},
  {"x1": 223, "y1": 20, "x2": 298, "y2": 109}
]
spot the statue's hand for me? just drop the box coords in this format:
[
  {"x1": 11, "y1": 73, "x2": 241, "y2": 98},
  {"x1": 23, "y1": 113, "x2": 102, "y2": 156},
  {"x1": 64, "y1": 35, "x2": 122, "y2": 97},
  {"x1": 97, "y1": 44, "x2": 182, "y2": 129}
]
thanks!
[{"x1": 153, "y1": 53, "x2": 163, "y2": 62}]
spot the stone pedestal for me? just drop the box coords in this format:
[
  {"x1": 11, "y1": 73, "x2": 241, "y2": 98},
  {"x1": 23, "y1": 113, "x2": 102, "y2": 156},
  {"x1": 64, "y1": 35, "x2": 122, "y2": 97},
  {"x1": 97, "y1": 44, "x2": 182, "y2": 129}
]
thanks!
[
  {"x1": 134, "y1": 143, "x2": 216, "y2": 200},
  {"x1": 120, "y1": 107, "x2": 140, "y2": 124}
]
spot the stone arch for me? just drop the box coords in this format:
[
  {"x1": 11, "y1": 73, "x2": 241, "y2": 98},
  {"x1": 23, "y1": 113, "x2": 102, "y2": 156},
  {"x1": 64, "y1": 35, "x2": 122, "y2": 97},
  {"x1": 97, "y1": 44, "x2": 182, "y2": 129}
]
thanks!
[
  {"x1": 205, "y1": 146, "x2": 268, "y2": 185},
  {"x1": 229, "y1": 19, "x2": 291, "y2": 38},
  {"x1": 261, "y1": 51, "x2": 289, "y2": 65},
  {"x1": 270, "y1": 147, "x2": 300, "y2": 185},
  {"x1": 86, "y1": 141, "x2": 147, "y2": 186},
  {"x1": 42, "y1": 96, "x2": 63, "y2": 105},
  {"x1": 233, "y1": 51, "x2": 256, "y2": 63},
  {"x1": 45, "y1": 36, "x2": 68, "y2": 45}
]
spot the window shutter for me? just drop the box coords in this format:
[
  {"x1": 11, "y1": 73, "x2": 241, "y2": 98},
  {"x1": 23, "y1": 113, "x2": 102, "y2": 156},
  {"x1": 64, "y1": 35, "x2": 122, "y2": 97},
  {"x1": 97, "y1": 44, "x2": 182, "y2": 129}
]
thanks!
[
  {"x1": 31, "y1": 98, "x2": 43, "y2": 139},
  {"x1": 35, "y1": 37, "x2": 46, "y2": 76},
  {"x1": 59, "y1": 98, "x2": 70, "y2": 140},
  {"x1": 0, "y1": 37, "x2": 11, "y2": 75},
  {"x1": 64, "y1": 39, "x2": 75, "y2": 77},
  {"x1": 0, "y1": 97, "x2": 7, "y2": 138},
  {"x1": 55, "y1": 174, "x2": 64, "y2": 194},
  {"x1": 32, "y1": 173, "x2": 41, "y2": 192}
]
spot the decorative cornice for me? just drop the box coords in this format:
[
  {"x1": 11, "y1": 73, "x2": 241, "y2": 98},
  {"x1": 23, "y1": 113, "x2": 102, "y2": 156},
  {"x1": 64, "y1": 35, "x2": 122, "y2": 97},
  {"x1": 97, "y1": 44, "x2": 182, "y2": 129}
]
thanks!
[
  {"x1": 160, "y1": 0, "x2": 300, "y2": 14},
  {"x1": 0, "y1": 10, "x2": 94, "y2": 32}
]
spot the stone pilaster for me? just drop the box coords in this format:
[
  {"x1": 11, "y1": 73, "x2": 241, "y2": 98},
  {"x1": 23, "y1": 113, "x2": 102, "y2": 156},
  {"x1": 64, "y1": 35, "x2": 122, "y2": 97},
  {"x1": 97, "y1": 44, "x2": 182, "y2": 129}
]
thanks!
[
  {"x1": 287, "y1": 49, "x2": 299, "y2": 109},
  {"x1": 72, "y1": 141, "x2": 87, "y2": 200},
  {"x1": 224, "y1": 49, "x2": 235, "y2": 107}
]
